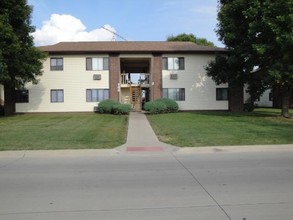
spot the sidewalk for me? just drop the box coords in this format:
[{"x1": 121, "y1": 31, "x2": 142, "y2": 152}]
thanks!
[{"x1": 116, "y1": 112, "x2": 179, "y2": 153}]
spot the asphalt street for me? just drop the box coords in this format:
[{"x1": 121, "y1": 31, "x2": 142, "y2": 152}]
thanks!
[{"x1": 0, "y1": 149, "x2": 293, "y2": 220}]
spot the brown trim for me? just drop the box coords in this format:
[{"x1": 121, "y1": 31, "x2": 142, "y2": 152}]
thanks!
[{"x1": 45, "y1": 50, "x2": 227, "y2": 56}]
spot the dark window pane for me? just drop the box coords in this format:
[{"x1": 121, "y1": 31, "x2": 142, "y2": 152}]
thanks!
[
  {"x1": 58, "y1": 90, "x2": 64, "y2": 102},
  {"x1": 50, "y1": 58, "x2": 63, "y2": 71},
  {"x1": 86, "y1": 89, "x2": 109, "y2": 102},
  {"x1": 179, "y1": 57, "x2": 185, "y2": 70},
  {"x1": 162, "y1": 88, "x2": 185, "y2": 101},
  {"x1": 103, "y1": 89, "x2": 109, "y2": 100},
  {"x1": 163, "y1": 88, "x2": 168, "y2": 98},
  {"x1": 86, "y1": 58, "x2": 92, "y2": 70},
  {"x1": 51, "y1": 90, "x2": 57, "y2": 102},
  {"x1": 179, "y1": 88, "x2": 185, "y2": 101},
  {"x1": 103, "y1": 58, "x2": 109, "y2": 70},
  {"x1": 86, "y1": 89, "x2": 91, "y2": 102},
  {"x1": 216, "y1": 88, "x2": 228, "y2": 100},
  {"x1": 162, "y1": 57, "x2": 168, "y2": 70},
  {"x1": 51, "y1": 89, "x2": 64, "y2": 102}
]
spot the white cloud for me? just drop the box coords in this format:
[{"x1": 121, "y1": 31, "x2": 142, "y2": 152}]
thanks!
[{"x1": 32, "y1": 14, "x2": 116, "y2": 46}]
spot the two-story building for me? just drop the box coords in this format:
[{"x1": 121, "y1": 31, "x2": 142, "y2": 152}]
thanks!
[{"x1": 9, "y1": 41, "x2": 231, "y2": 113}]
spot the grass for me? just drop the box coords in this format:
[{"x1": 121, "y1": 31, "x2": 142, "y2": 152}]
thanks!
[
  {"x1": 0, "y1": 113, "x2": 128, "y2": 151},
  {"x1": 147, "y1": 108, "x2": 293, "y2": 147}
]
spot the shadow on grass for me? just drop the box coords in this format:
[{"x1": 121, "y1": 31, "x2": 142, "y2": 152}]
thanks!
[{"x1": 185, "y1": 108, "x2": 286, "y2": 118}]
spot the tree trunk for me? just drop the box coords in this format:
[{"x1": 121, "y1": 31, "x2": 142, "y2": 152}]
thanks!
[
  {"x1": 229, "y1": 85, "x2": 244, "y2": 112},
  {"x1": 272, "y1": 85, "x2": 282, "y2": 108},
  {"x1": 281, "y1": 87, "x2": 291, "y2": 118},
  {"x1": 4, "y1": 84, "x2": 16, "y2": 116}
]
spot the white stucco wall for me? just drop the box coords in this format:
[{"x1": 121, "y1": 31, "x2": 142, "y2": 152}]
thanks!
[
  {"x1": 162, "y1": 54, "x2": 228, "y2": 110},
  {"x1": 16, "y1": 55, "x2": 109, "y2": 112}
]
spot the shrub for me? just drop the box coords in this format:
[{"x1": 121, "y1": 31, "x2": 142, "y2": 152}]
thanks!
[
  {"x1": 0, "y1": 105, "x2": 4, "y2": 116},
  {"x1": 244, "y1": 102, "x2": 255, "y2": 112},
  {"x1": 95, "y1": 99, "x2": 119, "y2": 114},
  {"x1": 155, "y1": 98, "x2": 179, "y2": 113},
  {"x1": 95, "y1": 100, "x2": 131, "y2": 115},
  {"x1": 112, "y1": 104, "x2": 131, "y2": 115},
  {"x1": 144, "y1": 101, "x2": 167, "y2": 114}
]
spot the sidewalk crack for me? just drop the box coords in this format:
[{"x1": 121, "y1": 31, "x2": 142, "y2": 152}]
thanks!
[
  {"x1": 0, "y1": 151, "x2": 26, "y2": 169},
  {"x1": 171, "y1": 152, "x2": 232, "y2": 220}
]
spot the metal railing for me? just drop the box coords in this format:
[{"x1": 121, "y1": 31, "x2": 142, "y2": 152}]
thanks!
[{"x1": 120, "y1": 73, "x2": 150, "y2": 86}]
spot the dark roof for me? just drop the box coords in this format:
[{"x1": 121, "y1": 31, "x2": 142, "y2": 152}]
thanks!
[{"x1": 38, "y1": 41, "x2": 227, "y2": 54}]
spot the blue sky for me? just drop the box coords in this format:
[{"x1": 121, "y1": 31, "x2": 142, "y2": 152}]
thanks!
[{"x1": 27, "y1": 0, "x2": 222, "y2": 46}]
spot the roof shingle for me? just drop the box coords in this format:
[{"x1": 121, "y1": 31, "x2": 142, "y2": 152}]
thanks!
[{"x1": 38, "y1": 41, "x2": 227, "y2": 54}]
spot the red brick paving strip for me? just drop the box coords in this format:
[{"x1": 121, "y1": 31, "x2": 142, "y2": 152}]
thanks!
[{"x1": 127, "y1": 147, "x2": 165, "y2": 152}]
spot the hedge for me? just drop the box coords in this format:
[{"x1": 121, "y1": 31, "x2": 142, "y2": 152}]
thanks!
[
  {"x1": 144, "y1": 101, "x2": 167, "y2": 114},
  {"x1": 95, "y1": 99, "x2": 131, "y2": 115},
  {"x1": 144, "y1": 98, "x2": 179, "y2": 114},
  {"x1": 155, "y1": 98, "x2": 179, "y2": 113},
  {"x1": 95, "y1": 99, "x2": 119, "y2": 114},
  {"x1": 112, "y1": 103, "x2": 131, "y2": 115}
]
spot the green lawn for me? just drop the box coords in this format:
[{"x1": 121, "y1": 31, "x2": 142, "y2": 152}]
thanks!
[
  {"x1": 147, "y1": 108, "x2": 293, "y2": 147},
  {"x1": 0, "y1": 113, "x2": 128, "y2": 150}
]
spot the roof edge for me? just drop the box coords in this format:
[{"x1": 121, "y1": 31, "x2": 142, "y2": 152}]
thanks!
[{"x1": 37, "y1": 41, "x2": 228, "y2": 54}]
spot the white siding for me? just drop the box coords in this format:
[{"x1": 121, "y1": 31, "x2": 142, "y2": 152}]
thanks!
[
  {"x1": 16, "y1": 55, "x2": 109, "y2": 112},
  {"x1": 255, "y1": 89, "x2": 273, "y2": 107},
  {"x1": 162, "y1": 54, "x2": 228, "y2": 110},
  {"x1": 16, "y1": 53, "x2": 229, "y2": 113},
  {"x1": 243, "y1": 86, "x2": 273, "y2": 107}
]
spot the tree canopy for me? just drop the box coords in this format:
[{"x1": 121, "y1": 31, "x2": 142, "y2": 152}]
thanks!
[
  {"x1": 206, "y1": 0, "x2": 293, "y2": 117},
  {"x1": 0, "y1": 0, "x2": 46, "y2": 115},
  {"x1": 167, "y1": 33, "x2": 215, "y2": 46}
]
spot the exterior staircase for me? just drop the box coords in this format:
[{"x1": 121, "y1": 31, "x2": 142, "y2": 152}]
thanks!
[{"x1": 130, "y1": 86, "x2": 141, "y2": 111}]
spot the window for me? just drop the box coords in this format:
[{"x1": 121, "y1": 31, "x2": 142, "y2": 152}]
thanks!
[
  {"x1": 163, "y1": 88, "x2": 185, "y2": 101},
  {"x1": 86, "y1": 57, "x2": 109, "y2": 70},
  {"x1": 216, "y1": 88, "x2": 228, "y2": 101},
  {"x1": 50, "y1": 58, "x2": 63, "y2": 71},
  {"x1": 86, "y1": 89, "x2": 109, "y2": 102},
  {"x1": 15, "y1": 90, "x2": 29, "y2": 103},
  {"x1": 51, "y1": 89, "x2": 64, "y2": 103},
  {"x1": 269, "y1": 92, "x2": 273, "y2": 101},
  {"x1": 162, "y1": 57, "x2": 184, "y2": 70}
]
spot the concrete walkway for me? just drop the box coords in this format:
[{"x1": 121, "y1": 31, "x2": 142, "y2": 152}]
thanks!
[{"x1": 116, "y1": 112, "x2": 179, "y2": 153}]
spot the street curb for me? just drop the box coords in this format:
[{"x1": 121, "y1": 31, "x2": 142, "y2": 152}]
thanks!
[{"x1": 175, "y1": 144, "x2": 293, "y2": 154}]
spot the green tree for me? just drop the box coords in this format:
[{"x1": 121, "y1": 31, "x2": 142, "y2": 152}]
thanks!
[
  {"x1": 167, "y1": 33, "x2": 215, "y2": 46},
  {"x1": 206, "y1": 0, "x2": 293, "y2": 118},
  {"x1": 0, "y1": 0, "x2": 46, "y2": 116}
]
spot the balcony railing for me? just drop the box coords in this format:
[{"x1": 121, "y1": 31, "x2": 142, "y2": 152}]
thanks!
[{"x1": 120, "y1": 73, "x2": 150, "y2": 87}]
